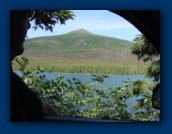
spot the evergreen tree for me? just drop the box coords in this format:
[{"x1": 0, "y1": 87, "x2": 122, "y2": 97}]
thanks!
[{"x1": 131, "y1": 34, "x2": 160, "y2": 81}]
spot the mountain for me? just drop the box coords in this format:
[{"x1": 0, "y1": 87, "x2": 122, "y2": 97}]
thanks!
[
  {"x1": 68, "y1": 29, "x2": 93, "y2": 34},
  {"x1": 23, "y1": 29, "x2": 135, "y2": 61}
]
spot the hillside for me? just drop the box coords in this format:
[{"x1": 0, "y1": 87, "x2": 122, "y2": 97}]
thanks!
[
  {"x1": 14, "y1": 29, "x2": 150, "y2": 74},
  {"x1": 23, "y1": 29, "x2": 135, "y2": 61}
]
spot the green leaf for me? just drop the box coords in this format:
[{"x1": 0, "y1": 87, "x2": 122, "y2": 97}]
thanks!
[
  {"x1": 67, "y1": 79, "x2": 72, "y2": 85},
  {"x1": 74, "y1": 81, "x2": 81, "y2": 85},
  {"x1": 144, "y1": 98, "x2": 148, "y2": 103}
]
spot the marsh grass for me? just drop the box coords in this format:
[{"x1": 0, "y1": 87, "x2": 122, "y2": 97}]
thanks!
[{"x1": 13, "y1": 58, "x2": 149, "y2": 75}]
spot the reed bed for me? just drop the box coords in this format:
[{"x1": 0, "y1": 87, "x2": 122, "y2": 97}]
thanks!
[{"x1": 13, "y1": 59, "x2": 149, "y2": 75}]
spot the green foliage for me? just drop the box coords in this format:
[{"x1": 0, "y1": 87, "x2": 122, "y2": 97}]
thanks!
[
  {"x1": 132, "y1": 80, "x2": 155, "y2": 96},
  {"x1": 132, "y1": 92, "x2": 160, "y2": 121},
  {"x1": 12, "y1": 57, "x2": 160, "y2": 121},
  {"x1": 131, "y1": 34, "x2": 159, "y2": 62},
  {"x1": 146, "y1": 59, "x2": 160, "y2": 81},
  {"x1": 11, "y1": 57, "x2": 29, "y2": 72},
  {"x1": 29, "y1": 10, "x2": 75, "y2": 32},
  {"x1": 131, "y1": 34, "x2": 160, "y2": 81}
]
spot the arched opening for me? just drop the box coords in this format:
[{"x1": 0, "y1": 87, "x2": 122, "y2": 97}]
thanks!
[{"x1": 12, "y1": 10, "x2": 160, "y2": 122}]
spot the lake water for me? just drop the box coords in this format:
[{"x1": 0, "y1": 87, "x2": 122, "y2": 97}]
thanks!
[
  {"x1": 16, "y1": 72, "x2": 149, "y2": 87},
  {"x1": 15, "y1": 72, "x2": 151, "y2": 115}
]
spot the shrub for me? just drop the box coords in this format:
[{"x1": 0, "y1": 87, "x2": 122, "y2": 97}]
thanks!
[{"x1": 12, "y1": 56, "x2": 160, "y2": 121}]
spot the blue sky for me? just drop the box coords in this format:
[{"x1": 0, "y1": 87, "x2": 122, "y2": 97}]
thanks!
[{"x1": 27, "y1": 10, "x2": 141, "y2": 42}]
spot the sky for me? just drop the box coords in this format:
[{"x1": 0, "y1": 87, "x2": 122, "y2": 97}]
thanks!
[{"x1": 27, "y1": 10, "x2": 141, "y2": 42}]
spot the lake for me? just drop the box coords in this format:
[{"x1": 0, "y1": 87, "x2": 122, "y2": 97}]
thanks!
[
  {"x1": 15, "y1": 72, "x2": 151, "y2": 115},
  {"x1": 16, "y1": 71, "x2": 150, "y2": 88}
]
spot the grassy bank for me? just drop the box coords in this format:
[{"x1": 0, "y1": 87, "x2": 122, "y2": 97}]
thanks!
[{"x1": 13, "y1": 58, "x2": 149, "y2": 75}]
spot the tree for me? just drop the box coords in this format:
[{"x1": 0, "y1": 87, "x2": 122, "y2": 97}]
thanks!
[
  {"x1": 131, "y1": 34, "x2": 160, "y2": 81},
  {"x1": 28, "y1": 10, "x2": 75, "y2": 32}
]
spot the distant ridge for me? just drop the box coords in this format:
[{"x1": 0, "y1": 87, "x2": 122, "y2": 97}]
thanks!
[{"x1": 23, "y1": 28, "x2": 135, "y2": 61}]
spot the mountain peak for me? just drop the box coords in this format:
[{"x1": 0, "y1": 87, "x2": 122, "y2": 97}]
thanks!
[{"x1": 70, "y1": 29, "x2": 92, "y2": 34}]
